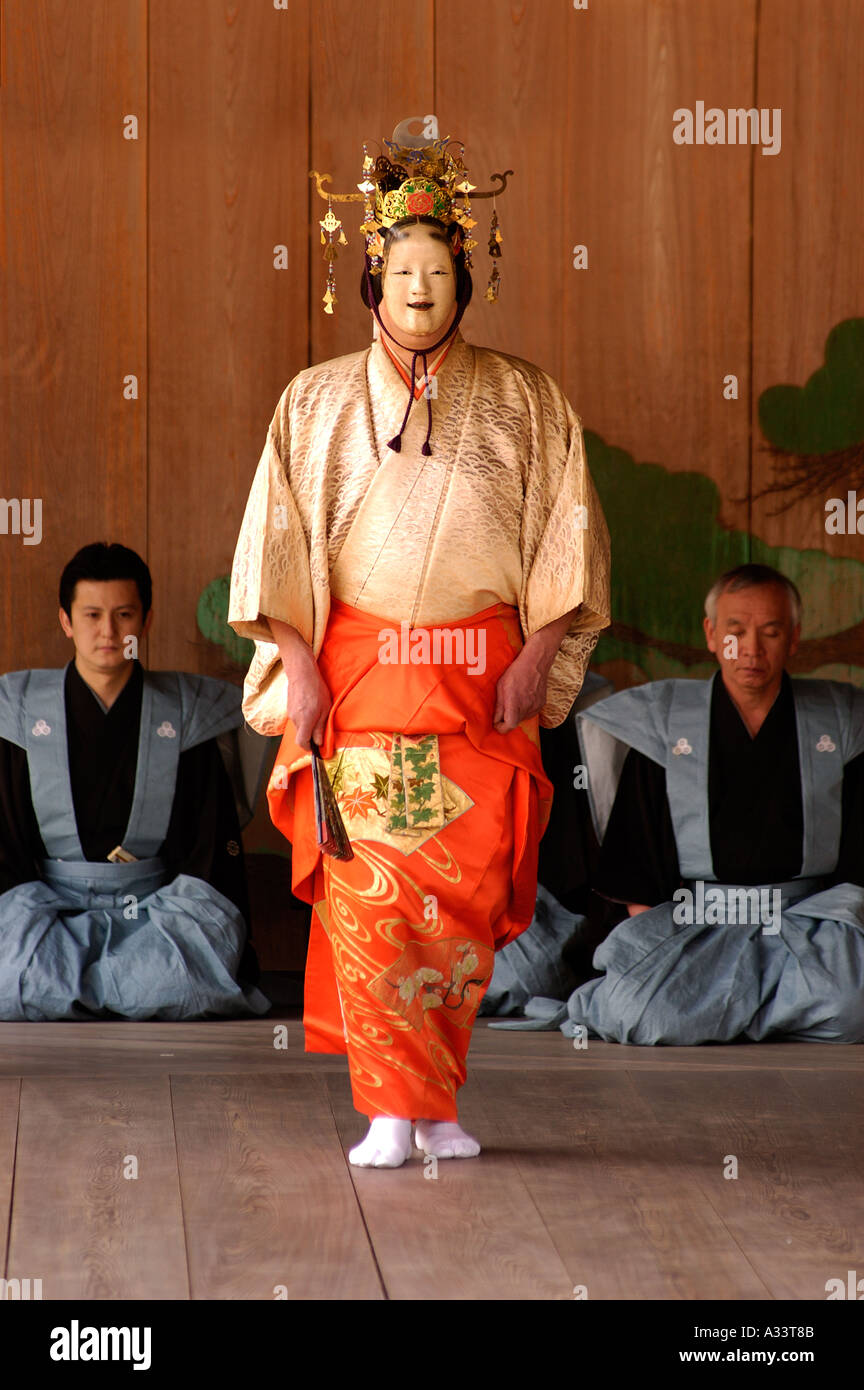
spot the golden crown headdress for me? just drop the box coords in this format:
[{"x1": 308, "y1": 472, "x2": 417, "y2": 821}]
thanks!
[{"x1": 310, "y1": 116, "x2": 513, "y2": 314}]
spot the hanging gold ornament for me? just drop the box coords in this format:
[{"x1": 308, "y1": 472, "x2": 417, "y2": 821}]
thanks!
[
  {"x1": 485, "y1": 198, "x2": 503, "y2": 301},
  {"x1": 488, "y1": 205, "x2": 503, "y2": 257},
  {"x1": 484, "y1": 263, "x2": 501, "y2": 303},
  {"x1": 318, "y1": 197, "x2": 344, "y2": 313}
]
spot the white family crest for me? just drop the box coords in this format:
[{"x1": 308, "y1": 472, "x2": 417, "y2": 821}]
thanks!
[
  {"x1": 672, "y1": 738, "x2": 692, "y2": 756},
  {"x1": 816, "y1": 735, "x2": 836, "y2": 753},
  {"x1": 156, "y1": 721, "x2": 177, "y2": 739},
  {"x1": 31, "y1": 719, "x2": 51, "y2": 736}
]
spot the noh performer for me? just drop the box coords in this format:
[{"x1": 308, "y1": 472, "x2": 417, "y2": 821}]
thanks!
[{"x1": 229, "y1": 118, "x2": 610, "y2": 1164}]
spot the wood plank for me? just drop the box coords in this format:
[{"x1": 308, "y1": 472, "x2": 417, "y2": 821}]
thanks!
[
  {"x1": 147, "y1": 0, "x2": 310, "y2": 675},
  {"x1": 0, "y1": 1079, "x2": 20, "y2": 1277},
  {"x1": 0, "y1": 0, "x2": 147, "y2": 672},
  {"x1": 2, "y1": 1015, "x2": 862, "y2": 1076},
  {"x1": 1, "y1": 1018, "x2": 861, "y2": 1302},
  {"x1": 472, "y1": 1068, "x2": 771, "y2": 1300},
  {"x1": 171, "y1": 1072, "x2": 382, "y2": 1300},
  {"x1": 627, "y1": 1065, "x2": 807, "y2": 1118},
  {"x1": 6, "y1": 1077, "x2": 188, "y2": 1299},
  {"x1": 469, "y1": 1025, "x2": 864, "y2": 1072},
  {"x1": 781, "y1": 1067, "x2": 864, "y2": 1116},
  {"x1": 0, "y1": 1017, "x2": 346, "y2": 1077},
  {"x1": 631, "y1": 1067, "x2": 864, "y2": 1300},
  {"x1": 700, "y1": 1121, "x2": 864, "y2": 1302},
  {"x1": 329, "y1": 1073, "x2": 576, "y2": 1301}
]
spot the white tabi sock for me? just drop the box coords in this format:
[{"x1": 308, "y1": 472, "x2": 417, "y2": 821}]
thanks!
[
  {"x1": 348, "y1": 1117, "x2": 413, "y2": 1168},
  {"x1": 414, "y1": 1120, "x2": 481, "y2": 1159}
]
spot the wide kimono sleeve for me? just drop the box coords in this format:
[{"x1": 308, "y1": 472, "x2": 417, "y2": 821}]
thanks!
[
  {"x1": 517, "y1": 369, "x2": 611, "y2": 727},
  {"x1": 228, "y1": 383, "x2": 319, "y2": 736}
]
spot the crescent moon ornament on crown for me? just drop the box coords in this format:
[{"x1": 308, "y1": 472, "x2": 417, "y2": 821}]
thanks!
[{"x1": 309, "y1": 116, "x2": 513, "y2": 312}]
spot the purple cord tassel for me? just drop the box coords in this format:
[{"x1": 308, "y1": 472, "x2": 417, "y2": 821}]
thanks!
[
  {"x1": 388, "y1": 348, "x2": 422, "y2": 452},
  {"x1": 421, "y1": 352, "x2": 433, "y2": 455}
]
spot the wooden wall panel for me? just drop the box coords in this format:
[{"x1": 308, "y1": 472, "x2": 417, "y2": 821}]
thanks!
[
  {"x1": 437, "y1": 0, "x2": 755, "y2": 689},
  {"x1": 749, "y1": 0, "x2": 864, "y2": 678},
  {"x1": 4, "y1": 0, "x2": 862, "y2": 687},
  {"x1": 609, "y1": 0, "x2": 754, "y2": 685},
  {"x1": 308, "y1": 0, "x2": 435, "y2": 366},
  {"x1": 560, "y1": 0, "x2": 754, "y2": 524},
  {"x1": 435, "y1": 0, "x2": 754, "y2": 521},
  {"x1": 147, "y1": 0, "x2": 310, "y2": 673},
  {"x1": 436, "y1": 0, "x2": 573, "y2": 384},
  {"x1": 1, "y1": 3, "x2": 863, "y2": 750},
  {"x1": 752, "y1": 0, "x2": 864, "y2": 557},
  {"x1": 0, "y1": 0, "x2": 146, "y2": 671}
]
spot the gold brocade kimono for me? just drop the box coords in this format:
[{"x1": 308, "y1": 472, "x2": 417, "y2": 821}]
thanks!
[
  {"x1": 229, "y1": 329, "x2": 610, "y2": 1117},
  {"x1": 228, "y1": 329, "x2": 611, "y2": 728}
]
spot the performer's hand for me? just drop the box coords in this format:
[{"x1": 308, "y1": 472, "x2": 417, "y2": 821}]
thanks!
[
  {"x1": 493, "y1": 648, "x2": 549, "y2": 733},
  {"x1": 285, "y1": 657, "x2": 332, "y2": 751},
  {"x1": 493, "y1": 608, "x2": 577, "y2": 733},
  {"x1": 268, "y1": 617, "x2": 332, "y2": 751}
]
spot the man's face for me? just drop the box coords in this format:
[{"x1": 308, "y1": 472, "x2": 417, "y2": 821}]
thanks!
[
  {"x1": 59, "y1": 579, "x2": 152, "y2": 673},
  {"x1": 703, "y1": 583, "x2": 799, "y2": 698},
  {"x1": 379, "y1": 222, "x2": 457, "y2": 339}
]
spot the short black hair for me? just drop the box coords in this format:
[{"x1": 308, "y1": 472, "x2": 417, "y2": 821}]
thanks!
[
  {"x1": 360, "y1": 215, "x2": 473, "y2": 309},
  {"x1": 59, "y1": 543, "x2": 153, "y2": 619},
  {"x1": 704, "y1": 563, "x2": 802, "y2": 627}
]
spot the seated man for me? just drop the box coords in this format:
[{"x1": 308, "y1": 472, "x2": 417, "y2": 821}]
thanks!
[
  {"x1": 508, "y1": 563, "x2": 864, "y2": 1043},
  {"x1": 0, "y1": 542, "x2": 269, "y2": 1021}
]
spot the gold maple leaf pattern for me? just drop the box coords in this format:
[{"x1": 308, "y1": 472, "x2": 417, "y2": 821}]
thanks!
[{"x1": 372, "y1": 771, "x2": 390, "y2": 801}]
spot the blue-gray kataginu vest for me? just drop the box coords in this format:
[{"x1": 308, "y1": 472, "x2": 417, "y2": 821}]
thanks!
[
  {"x1": 0, "y1": 665, "x2": 243, "y2": 861},
  {"x1": 577, "y1": 673, "x2": 864, "y2": 880}
]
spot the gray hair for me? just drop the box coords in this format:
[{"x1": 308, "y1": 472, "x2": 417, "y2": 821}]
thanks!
[{"x1": 704, "y1": 564, "x2": 802, "y2": 628}]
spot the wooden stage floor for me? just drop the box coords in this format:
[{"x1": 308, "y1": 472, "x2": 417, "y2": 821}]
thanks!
[{"x1": 0, "y1": 1009, "x2": 861, "y2": 1301}]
